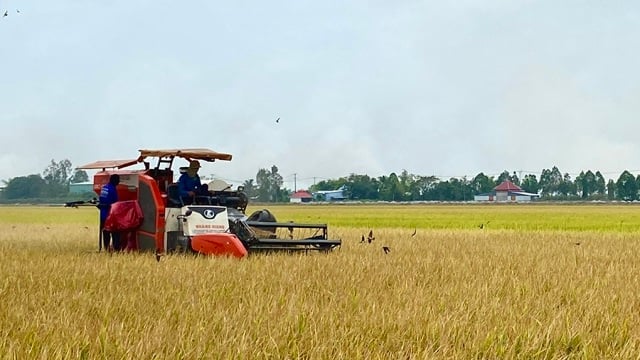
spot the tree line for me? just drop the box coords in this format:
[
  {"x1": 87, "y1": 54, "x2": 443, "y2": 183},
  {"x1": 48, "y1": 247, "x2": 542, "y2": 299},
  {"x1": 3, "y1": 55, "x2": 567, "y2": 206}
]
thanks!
[
  {"x1": 243, "y1": 166, "x2": 639, "y2": 202},
  {"x1": 2, "y1": 160, "x2": 640, "y2": 202},
  {"x1": 1, "y1": 159, "x2": 89, "y2": 201}
]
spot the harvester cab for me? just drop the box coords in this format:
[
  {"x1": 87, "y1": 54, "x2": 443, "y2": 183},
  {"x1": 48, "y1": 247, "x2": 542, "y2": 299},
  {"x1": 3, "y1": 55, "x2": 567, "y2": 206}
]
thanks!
[{"x1": 77, "y1": 148, "x2": 341, "y2": 258}]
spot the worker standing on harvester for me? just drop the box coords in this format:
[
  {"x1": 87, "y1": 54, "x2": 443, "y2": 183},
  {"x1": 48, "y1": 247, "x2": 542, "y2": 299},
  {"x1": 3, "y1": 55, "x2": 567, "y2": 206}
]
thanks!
[
  {"x1": 98, "y1": 174, "x2": 120, "y2": 251},
  {"x1": 178, "y1": 160, "x2": 208, "y2": 205}
]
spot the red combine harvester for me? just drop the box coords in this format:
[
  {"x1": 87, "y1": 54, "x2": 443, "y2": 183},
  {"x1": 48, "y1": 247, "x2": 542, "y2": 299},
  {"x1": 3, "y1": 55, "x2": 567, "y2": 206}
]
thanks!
[{"x1": 75, "y1": 148, "x2": 341, "y2": 258}]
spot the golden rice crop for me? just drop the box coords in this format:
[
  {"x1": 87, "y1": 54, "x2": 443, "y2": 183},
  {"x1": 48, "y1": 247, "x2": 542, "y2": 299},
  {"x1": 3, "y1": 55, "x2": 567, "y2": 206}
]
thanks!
[{"x1": 1, "y1": 204, "x2": 640, "y2": 359}]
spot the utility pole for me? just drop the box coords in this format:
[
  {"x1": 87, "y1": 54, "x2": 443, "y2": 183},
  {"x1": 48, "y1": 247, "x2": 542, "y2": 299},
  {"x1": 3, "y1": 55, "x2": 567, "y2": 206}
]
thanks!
[{"x1": 294, "y1": 173, "x2": 297, "y2": 192}]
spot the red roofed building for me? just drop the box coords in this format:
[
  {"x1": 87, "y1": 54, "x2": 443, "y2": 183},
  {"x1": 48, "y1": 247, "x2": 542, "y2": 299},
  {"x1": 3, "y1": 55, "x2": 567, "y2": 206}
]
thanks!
[
  {"x1": 474, "y1": 180, "x2": 539, "y2": 202},
  {"x1": 493, "y1": 180, "x2": 521, "y2": 192},
  {"x1": 290, "y1": 190, "x2": 313, "y2": 203}
]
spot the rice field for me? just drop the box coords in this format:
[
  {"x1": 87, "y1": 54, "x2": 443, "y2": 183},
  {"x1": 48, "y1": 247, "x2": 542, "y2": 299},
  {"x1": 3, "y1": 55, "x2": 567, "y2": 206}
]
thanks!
[{"x1": 1, "y1": 204, "x2": 640, "y2": 359}]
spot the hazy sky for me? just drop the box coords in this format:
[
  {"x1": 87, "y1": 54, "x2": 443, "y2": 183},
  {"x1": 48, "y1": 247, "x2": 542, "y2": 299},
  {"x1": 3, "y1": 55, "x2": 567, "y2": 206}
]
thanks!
[{"x1": 1, "y1": 1, "x2": 639, "y2": 190}]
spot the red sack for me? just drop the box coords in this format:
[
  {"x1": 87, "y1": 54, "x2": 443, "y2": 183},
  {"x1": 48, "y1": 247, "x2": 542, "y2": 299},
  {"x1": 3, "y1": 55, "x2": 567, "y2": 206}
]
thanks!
[{"x1": 104, "y1": 200, "x2": 144, "y2": 232}]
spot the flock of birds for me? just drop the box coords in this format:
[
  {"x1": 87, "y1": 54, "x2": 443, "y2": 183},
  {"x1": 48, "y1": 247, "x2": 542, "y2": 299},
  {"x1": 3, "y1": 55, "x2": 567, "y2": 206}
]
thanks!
[
  {"x1": 359, "y1": 220, "x2": 534, "y2": 254},
  {"x1": 1, "y1": 9, "x2": 20, "y2": 18},
  {"x1": 359, "y1": 228, "x2": 418, "y2": 255},
  {"x1": 150, "y1": 219, "x2": 583, "y2": 262}
]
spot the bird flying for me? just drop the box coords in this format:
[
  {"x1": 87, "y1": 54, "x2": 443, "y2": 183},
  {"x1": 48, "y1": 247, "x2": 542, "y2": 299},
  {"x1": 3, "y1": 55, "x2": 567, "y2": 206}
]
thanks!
[
  {"x1": 3, "y1": 11, "x2": 8, "y2": 17},
  {"x1": 382, "y1": 246, "x2": 391, "y2": 254},
  {"x1": 411, "y1": 228, "x2": 416, "y2": 237},
  {"x1": 367, "y1": 230, "x2": 375, "y2": 243},
  {"x1": 276, "y1": 117, "x2": 280, "y2": 123},
  {"x1": 360, "y1": 235, "x2": 365, "y2": 243}
]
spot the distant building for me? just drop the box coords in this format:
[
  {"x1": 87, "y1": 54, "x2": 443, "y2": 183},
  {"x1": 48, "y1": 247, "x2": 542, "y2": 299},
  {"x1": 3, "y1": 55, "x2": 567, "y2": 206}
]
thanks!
[
  {"x1": 69, "y1": 181, "x2": 94, "y2": 195},
  {"x1": 313, "y1": 186, "x2": 347, "y2": 201},
  {"x1": 290, "y1": 190, "x2": 313, "y2": 203},
  {"x1": 474, "y1": 180, "x2": 539, "y2": 202}
]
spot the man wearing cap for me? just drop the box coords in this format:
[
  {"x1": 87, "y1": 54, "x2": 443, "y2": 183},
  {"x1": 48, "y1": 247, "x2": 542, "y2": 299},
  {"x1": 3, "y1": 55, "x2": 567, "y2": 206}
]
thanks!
[{"x1": 178, "y1": 160, "x2": 205, "y2": 204}]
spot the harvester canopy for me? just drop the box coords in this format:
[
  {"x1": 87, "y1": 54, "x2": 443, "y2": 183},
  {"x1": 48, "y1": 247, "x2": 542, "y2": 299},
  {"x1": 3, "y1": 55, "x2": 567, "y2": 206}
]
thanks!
[
  {"x1": 77, "y1": 159, "x2": 140, "y2": 170},
  {"x1": 77, "y1": 148, "x2": 232, "y2": 171},
  {"x1": 137, "y1": 148, "x2": 232, "y2": 162}
]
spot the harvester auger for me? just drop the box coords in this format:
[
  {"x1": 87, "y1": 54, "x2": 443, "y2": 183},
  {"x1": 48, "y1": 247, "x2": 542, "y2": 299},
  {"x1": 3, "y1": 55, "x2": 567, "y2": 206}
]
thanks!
[{"x1": 77, "y1": 148, "x2": 341, "y2": 258}]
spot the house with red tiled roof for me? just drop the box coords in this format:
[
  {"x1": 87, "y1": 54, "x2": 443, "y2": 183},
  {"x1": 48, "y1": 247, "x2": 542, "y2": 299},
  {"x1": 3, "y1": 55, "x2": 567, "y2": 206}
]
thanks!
[
  {"x1": 474, "y1": 180, "x2": 539, "y2": 202},
  {"x1": 290, "y1": 190, "x2": 313, "y2": 203}
]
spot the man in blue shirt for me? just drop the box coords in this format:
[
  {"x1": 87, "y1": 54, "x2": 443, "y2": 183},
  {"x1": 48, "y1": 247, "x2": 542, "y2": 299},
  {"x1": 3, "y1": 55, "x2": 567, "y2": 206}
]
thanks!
[
  {"x1": 178, "y1": 160, "x2": 207, "y2": 204},
  {"x1": 99, "y1": 174, "x2": 120, "y2": 251}
]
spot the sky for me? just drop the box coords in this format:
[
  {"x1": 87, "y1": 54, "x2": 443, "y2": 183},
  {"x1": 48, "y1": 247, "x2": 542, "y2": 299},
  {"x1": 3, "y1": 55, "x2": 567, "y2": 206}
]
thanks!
[{"x1": 1, "y1": 0, "x2": 639, "y2": 190}]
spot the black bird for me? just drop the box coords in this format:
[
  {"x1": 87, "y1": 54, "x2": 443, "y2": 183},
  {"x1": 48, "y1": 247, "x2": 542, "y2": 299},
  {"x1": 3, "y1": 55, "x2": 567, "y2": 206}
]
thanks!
[
  {"x1": 411, "y1": 228, "x2": 417, "y2": 237},
  {"x1": 360, "y1": 235, "x2": 365, "y2": 243},
  {"x1": 276, "y1": 117, "x2": 280, "y2": 123},
  {"x1": 382, "y1": 246, "x2": 391, "y2": 254},
  {"x1": 155, "y1": 251, "x2": 164, "y2": 262},
  {"x1": 573, "y1": 242, "x2": 581, "y2": 246},
  {"x1": 3, "y1": 11, "x2": 8, "y2": 17},
  {"x1": 367, "y1": 230, "x2": 375, "y2": 243},
  {"x1": 480, "y1": 220, "x2": 492, "y2": 229}
]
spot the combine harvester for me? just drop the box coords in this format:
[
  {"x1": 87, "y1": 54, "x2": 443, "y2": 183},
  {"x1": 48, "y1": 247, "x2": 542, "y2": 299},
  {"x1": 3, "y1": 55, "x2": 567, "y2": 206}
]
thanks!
[{"x1": 76, "y1": 148, "x2": 341, "y2": 258}]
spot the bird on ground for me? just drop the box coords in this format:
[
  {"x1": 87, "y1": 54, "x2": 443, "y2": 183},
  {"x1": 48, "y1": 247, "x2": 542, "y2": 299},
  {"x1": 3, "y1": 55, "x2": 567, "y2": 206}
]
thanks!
[
  {"x1": 155, "y1": 251, "x2": 164, "y2": 262},
  {"x1": 479, "y1": 221, "x2": 490, "y2": 229},
  {"x1": 411, "y1": 228, "x2": 417, "y2": 237},
  {"x1": 573, "y1": 242, "x2": 581, "y2": 246},
  {"x1": 382, "y1": 246, "x2": 391, "y2": 254},
  {"x1": 367, "y1": 230, "x2": 375, "y2": 243}
]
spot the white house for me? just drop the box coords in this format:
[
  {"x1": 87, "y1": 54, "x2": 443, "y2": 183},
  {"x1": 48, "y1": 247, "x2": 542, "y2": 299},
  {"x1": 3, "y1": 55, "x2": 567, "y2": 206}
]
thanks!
[{"x1": 474, "y1": 180, "x2": 539, "y2": 202}]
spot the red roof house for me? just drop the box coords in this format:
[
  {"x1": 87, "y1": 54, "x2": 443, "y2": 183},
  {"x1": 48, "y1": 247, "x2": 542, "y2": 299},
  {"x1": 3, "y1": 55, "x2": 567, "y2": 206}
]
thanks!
[
  {"x1": 494, "y1": 180, "x2": 522, "y2": 192},
  {"x1": 290, "y1": 190, "x2": 313, "y2": 203},
  {"x1": 474, "y1": 180, "x2": 539, "y2": 202}
]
